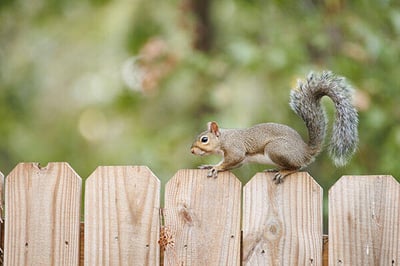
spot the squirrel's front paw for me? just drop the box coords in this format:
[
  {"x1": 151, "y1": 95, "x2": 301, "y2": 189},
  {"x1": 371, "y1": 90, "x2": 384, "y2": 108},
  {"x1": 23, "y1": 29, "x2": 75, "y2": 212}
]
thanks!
[
  {"x1": 207, "y1": 168, "x2": 218, "y2": 178},
  {"x1": 198, "y1": 165, "x2": 218, "y2": 178}
]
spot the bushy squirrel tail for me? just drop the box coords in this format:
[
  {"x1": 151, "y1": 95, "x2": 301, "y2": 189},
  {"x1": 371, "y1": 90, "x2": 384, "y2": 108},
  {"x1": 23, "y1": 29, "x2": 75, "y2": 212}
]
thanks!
[{"x1": 289, "y1": 71, "x2": 359, "y2": 166}]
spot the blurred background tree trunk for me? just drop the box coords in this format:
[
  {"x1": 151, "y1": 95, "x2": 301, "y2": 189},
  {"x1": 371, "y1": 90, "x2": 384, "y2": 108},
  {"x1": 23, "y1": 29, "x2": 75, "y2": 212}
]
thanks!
[{"x1": 182, "y1": 0, "x2": 214, "y2": 52}]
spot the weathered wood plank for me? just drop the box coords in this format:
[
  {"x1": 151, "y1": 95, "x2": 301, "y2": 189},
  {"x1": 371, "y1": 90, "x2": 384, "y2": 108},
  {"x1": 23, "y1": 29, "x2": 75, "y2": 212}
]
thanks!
[
  {"x1": 163, "y1": 169, "x2": 241, "y2": 265},
  {"x1": 84, "y1": 166, "x2": 160, "y2": 265},
  {"x1": 242, "y1": 172, "x2": 323, "y2": 265},
  {"x1": 0, "y1": 171, "x2": 3, "y2": 214},
  {"x1": 4, "y1": 162, "x2": 82, "y2": 265},
  {"x1": 329, "y1": 175, "x2": 400, "y2": 265},
  {"x1": 0, "y1": 171, "x2": 3, "y2": 265}
]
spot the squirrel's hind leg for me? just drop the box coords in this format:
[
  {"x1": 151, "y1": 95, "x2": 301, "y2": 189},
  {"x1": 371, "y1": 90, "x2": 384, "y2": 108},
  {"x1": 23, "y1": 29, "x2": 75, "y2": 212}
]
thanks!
[{"x1": 263, "y1": 141, "x2": 303, "y2": 184}]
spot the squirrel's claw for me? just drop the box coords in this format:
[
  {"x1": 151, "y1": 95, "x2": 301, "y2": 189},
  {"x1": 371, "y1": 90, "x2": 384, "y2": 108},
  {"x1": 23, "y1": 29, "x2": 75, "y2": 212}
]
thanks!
[
  {"x1": 198, "y1": 165, "x2": 218, "y2": 178},
  {"x1": 273, "y1": 172, "x2": 284, "y2": 184},
  {"x1": 264, "y1": 169, "x2": 284, "y2": 184},
  {"x1": 207, "y1": 168, "x2": 218, "y2": 178},
  {"x1": 272, "y1": 169, "x2": 299, "y2": 184}
]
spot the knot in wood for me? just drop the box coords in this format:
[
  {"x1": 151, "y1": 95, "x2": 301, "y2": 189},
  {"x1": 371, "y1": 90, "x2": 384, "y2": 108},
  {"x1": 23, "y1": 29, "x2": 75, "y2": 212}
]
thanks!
[
  {"x1": 263, "y1": 219, "x2": 281, "y2": 241},
  {"x1": 179, "y1": 203, "x2": 194, "y2": 226}
]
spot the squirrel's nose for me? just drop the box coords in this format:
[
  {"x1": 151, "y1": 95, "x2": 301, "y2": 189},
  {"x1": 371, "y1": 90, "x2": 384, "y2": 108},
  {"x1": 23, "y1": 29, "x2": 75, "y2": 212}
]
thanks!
[{"x1": 191, "y1": 147, "x2": 195, "y2": 154}]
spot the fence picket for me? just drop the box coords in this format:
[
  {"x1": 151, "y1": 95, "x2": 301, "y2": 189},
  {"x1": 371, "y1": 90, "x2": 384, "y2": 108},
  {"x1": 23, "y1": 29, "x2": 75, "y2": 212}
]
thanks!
[
  {"x1": 1, "y1": 162, "x2": 399, "y2": 265},
  {"x1": 84, "y1": 166, "x2": 160, "y2": 265},
  {"x1": 242, "y1": 172, "x2": 323, "y2": 265},
  {"x1": 4, "y1": 162, "x2": 82, "y2": 265},
  {"x1": 0, "y1": 171, "x2": 3, "y2": 265},
  {"x1": 329, "y1": 175, "x2": 400, "y2": 265},
  {"x1": 163, "y1": 169, "x2": 241, "y2": 265}
]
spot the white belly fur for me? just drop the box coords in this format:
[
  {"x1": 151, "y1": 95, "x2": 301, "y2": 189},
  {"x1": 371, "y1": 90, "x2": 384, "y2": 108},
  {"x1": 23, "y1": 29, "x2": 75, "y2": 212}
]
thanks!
[{"x1": 244, "y1": 153, "x2": 276, "y2": 166}]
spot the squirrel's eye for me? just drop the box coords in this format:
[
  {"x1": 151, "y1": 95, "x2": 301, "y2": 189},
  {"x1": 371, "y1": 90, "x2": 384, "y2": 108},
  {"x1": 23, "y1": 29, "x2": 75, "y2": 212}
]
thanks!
[{"x1": 200, "y1": 136, "x2": 209, "y2": 143}]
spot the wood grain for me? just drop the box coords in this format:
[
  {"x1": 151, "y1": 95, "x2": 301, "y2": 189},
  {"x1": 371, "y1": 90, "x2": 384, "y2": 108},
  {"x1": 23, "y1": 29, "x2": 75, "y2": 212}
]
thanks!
[
  {"x1": 242, "y1": 172, "x2": 323, "y2": 265},
  {"x1": 4, "y1": 162, "x2": 82, "y2": 265},
  {"x1": 329, "y1": 175, "x2": 400, "y2": 265},
  {"x1": 0, "y1": 171, "x2": 3, "y2": 265},
  {"x1": 163, "y1": 169, "x2": 241, "y2": 265},
  {"x1": 84, "y1": 166, "x2": 160, "y2": 265},
  {"x1": 0, "y1": 170, "x2": 3, "y2": 215}
]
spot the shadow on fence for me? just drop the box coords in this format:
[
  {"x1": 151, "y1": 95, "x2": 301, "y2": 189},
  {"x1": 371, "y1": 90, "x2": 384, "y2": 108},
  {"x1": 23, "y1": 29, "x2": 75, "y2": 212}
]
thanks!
[{"x1": 0, "y1": 162, "x2": 399, "y2": 265}]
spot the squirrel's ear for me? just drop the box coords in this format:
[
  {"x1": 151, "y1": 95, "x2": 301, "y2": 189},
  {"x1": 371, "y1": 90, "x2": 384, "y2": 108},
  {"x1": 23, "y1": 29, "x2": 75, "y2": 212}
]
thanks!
[{"x1": 207, "y1": 121, "x2": 220, "y2": 137}]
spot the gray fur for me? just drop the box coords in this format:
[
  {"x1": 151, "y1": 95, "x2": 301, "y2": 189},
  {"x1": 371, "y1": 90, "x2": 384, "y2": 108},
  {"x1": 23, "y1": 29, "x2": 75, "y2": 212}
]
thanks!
[{"x1": 289, "y1": 71, "x2": 359, "y2": 166}]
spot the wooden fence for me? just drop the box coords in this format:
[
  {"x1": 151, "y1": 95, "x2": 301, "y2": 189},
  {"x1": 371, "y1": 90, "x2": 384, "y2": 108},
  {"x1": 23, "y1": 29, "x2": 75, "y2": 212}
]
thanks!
[{"x1": 0, "y1": 162, "x2": 399, "y2": 265}]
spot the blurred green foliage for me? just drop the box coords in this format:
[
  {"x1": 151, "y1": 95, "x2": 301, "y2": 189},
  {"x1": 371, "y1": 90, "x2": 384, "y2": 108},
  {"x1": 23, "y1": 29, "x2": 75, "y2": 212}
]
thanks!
[{"x1": 1, "y1": 0, "x2": 399, "y2": 194}]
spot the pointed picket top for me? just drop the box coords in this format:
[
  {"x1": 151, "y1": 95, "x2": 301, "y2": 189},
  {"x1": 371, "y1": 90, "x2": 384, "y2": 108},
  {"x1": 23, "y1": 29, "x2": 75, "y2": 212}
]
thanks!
[
  {"x1": 4, "y1": 162, "x2": 82, "y2": 265},
  {"x1": 163, "y1": 169, "x2": 241, "y2": 266},
  {"x1": 242, "y1": 171, "x2": 323, "y2": 265},
  {"x1": 329, "y1": 175, "x2": 400, "y2": 265},
  {"x1": 84, "y1": 165, "x2": 160, "y2": 266}
]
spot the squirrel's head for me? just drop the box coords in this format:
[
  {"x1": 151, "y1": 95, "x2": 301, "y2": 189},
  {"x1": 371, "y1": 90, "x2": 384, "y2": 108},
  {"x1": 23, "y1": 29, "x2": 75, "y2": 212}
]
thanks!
[{"x1": 191, "y1": 121, "x2": 222, "y2": 156}]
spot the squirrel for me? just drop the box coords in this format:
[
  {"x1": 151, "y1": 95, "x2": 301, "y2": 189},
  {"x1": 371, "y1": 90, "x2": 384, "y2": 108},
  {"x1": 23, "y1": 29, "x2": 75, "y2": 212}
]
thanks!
[{"x1": 190, "y1": 71, "x2": 359, "y2": 183}]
